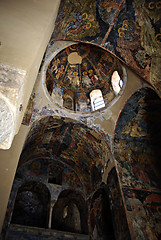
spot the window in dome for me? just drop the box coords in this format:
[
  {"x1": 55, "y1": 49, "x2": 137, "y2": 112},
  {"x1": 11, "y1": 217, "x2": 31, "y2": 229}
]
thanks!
[
  {"x1": 111, "y1": 71, "x2": 123, "y2": 95},
  {"x1": 63, "y1": 89, "x2": 76, "y2": 111},
  {"x1": 90, "y1": 89, "x2": 105, "y2": 111}
]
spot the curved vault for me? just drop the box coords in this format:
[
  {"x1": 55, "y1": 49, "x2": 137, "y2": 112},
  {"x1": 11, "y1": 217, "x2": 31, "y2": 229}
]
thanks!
[
  {"x1": 114, "y1": 87, "x2": 161, "y2": 191},
  {"x1": 18, "y1": 116, "x2": 113, "y2": 196},
  {"x1": 44, "y1": 42, "x2": 126, "y2": 113}
]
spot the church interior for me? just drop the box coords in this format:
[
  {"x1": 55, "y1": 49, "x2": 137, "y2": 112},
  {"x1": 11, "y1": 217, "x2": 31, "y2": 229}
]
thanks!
[{"x1": 0, "y1": 0, "x2": 161, "y2": 239}]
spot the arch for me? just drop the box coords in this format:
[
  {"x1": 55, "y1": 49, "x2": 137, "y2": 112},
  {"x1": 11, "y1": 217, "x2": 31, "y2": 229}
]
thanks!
[
  {"x1": 90, "y1": 89, "x2": 105, "y2": 111},
  {"x1": 114, "y1": 87, "x2": 161, "y2": 240},
  {"x1": 114, "y1": 87, "x2": 161, "y2": 190},
  {"x1": 63, "y1": 89, "x2": 76, "y2": 111},
  {"x1": 111, "y1": 70, "x2": 123, "y2": 95},
  {"x1": 89, "y1": 184, "x2": 115, "y2": 240},
  {"x1": 51, "y1": 189, "x2": 88, "y2": 234},
  {"x1": 11, "y1": 181, "x2": 51, "y2": 228},
  {"x1": 19, "y1": 116, "x2": 113, "y2": 197}
]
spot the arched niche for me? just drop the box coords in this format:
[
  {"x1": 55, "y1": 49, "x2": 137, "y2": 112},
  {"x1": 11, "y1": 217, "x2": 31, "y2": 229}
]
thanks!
[
  {"x1": 89, "y1": 184, "x2": 115, "y2": 240},
  {"x1": 19, "y1": 116, "x2": 113, "y2": 197},
  {"x1": 114, "y1": 87, "x2": 161, "y2": 190},
  {"x1": 114, "y1": 87, "x2": 161, "y2": 240},
  {"x1": 51, "y1": 189, "x2": 88, "y2": 234},
  {"x1": 11, "y1": 181, "x2": 51, "y2": 228}
]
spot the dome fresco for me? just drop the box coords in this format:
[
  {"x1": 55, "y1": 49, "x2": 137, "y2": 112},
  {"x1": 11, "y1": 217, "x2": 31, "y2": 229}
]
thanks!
[{"x1": 46, "y1": 43, "x2": 125, "y2": 112}]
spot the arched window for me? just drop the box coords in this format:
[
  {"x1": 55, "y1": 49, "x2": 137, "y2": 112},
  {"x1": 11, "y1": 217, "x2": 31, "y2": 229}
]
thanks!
[
  {"x1": 63, "y1": 89, "x2": 76, "y2": 111},
  {"x1": 90, "y1": 89, "x2": 105, "y2": 111},
  {"x1": 111, "y1": 71, "x2": 123, "y2": 95}
]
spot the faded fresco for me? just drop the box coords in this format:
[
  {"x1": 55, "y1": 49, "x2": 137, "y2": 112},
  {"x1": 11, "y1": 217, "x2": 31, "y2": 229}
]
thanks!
[
  {"x1": 2, "y1": 117, "x2": 115, "y2": 240},
  {"x1": 123, "y1": 188, "x2": 161, "y2": 240},
  {"x1": 107, "y1": 167, "x2": 131, "y2": 240},
  {"x1": 2, "y1": 1, "x2": 161, "y2": 239},
  {"x1": 19, "y1": 117, "x2": 112, "y2": 197},
  {"x1": 114, "y1": 87, "x2": 161, "y2": 239},
  {"x1": 52, "y1": 0, "x2": 161, "y2": 96},
  {"x1": 114, "y1": 87, "x2": 161, "y2": 191},
  {"x1": 89, "y1": 184, "x2": 116, "y2": 239},
  {"x1": 46, "y1": 42, "x2": 123, "y2": 112}
]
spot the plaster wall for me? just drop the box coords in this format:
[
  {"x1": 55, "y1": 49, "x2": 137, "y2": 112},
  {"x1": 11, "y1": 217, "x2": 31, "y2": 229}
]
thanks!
[
  {"x1": 0, "y1": 0, "x2": 60, "y2": 149},
  {"x1": 0, "y1": 0, "x2": 60, "y2": 231}
]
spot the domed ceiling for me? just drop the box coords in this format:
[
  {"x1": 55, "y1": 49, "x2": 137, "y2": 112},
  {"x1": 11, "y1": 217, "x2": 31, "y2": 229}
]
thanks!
[{"x1": 46, "y1": 43, "x2": 124, "y2": 112}]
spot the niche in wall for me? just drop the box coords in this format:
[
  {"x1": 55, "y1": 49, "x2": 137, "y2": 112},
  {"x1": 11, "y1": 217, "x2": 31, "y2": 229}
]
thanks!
[
  {"x1": 51, "y1": 189, "x2": 88, "y2": 234},
  {"x1": 11, "y1": 182, "x2": 50, "y2": 229}
]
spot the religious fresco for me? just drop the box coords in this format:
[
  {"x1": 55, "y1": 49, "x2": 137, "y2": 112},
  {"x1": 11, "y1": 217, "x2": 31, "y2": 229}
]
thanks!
[
  {"x1": 89, "y1": 184, "x2": 116, "y2": 239},
  {"x1": 15, "y1": 158, "x2": 84, "y2": 194},
  {"x1": 19, "y1": 116, "x2": 112, "y2": 197},
  {"x1": 123, "y1": 188, "x2": 161, "y2": 240},
  {"x1": 114, "y1": 87, "x2": 161, "y2": 191},
  {"x1": 46, "y1": 42, "x2": 124, "y2": 113},
  {"x1": 106, "y1": 167, "x2": 131, "y2": 240},
  {"x1": 2, "y1": 117, "x2": 115, "y2": 239},
  {"x1": 52, "y1": 0, "x2": 100, "y2": 41},
  {"x1": 51, "y1": 0, "x2": 161, "y2": 96}
]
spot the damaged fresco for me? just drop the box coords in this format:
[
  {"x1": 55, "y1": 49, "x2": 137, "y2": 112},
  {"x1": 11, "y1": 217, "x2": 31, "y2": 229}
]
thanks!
[
  {"x1": 46, "y1": 42, "x2": 123, "y2": 113},
  {"x1": 114, "y1": 87, "x2": 161, "y2": 239},
  {"x1": 2, "y1": 116, "x2": 117, "y2": 240},
  {"x1": 114, "y1": 87, "x2": 161, "y2": 190},
  {"x1": 107, "y1": 167, "x2": 131, "y2": 240},
  {"x1": 89, "y1": 183, "x2": 116, "y2": 239},
  {"x1": 20, "y1": 116, "x2": 112, "y2": 197},
  {"x1": 51, "y1": 0, "x2": 161, "y2": 95},
  {"x1": 2, "y1": 1, "x2": 161, "y2": 240},
  {"x1": 123, "y1": 188, "x2": 161, "y2": 239}
]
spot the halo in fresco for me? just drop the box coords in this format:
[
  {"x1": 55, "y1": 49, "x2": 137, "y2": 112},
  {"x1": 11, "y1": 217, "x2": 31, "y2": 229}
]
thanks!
[{"x1": 45, "y1": 43, "x2": 126, "y2": 113}]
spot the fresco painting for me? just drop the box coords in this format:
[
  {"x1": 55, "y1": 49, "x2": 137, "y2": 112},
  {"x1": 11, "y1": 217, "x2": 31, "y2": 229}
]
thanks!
[
  {"x1": 2, "y1": 1, "x2": 161, "y2": 239},
  {"x1": 51, "y1": 0, "x2": 161, "y2": 96},
  {"x1": 89, "y1": 184, "x2": 116, "y2": 239},
  {"x1": 107, "y1": 167, "x2": 131, "y2": 240},
  {"x1": 46, "y1": 42, "x2": 123, "y2": 113},
  {"x1": 123, "y1": 188, "x2": 161, "y2": 240},
  {"x1": 114, "y1": 88, "x2": 161, "y2": 190},
  {"x1": 17, "y1": 117, "x2": 112, "y2": 197},
  {"x1": 52, "y1": 0, "x2": 100, "y2": 40},
  {"x1": 114, "y1": 87, "x2": 161, "y2": 239},
  {"x1": 16, "y1": 158, "x2": 84, "y2": 195},
  {"x1": 2, "y1": 117, "x2": 115, "y2": 239},
  {"x1": 52, "y1": 189, "x2": 88, "y2": 234}
]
